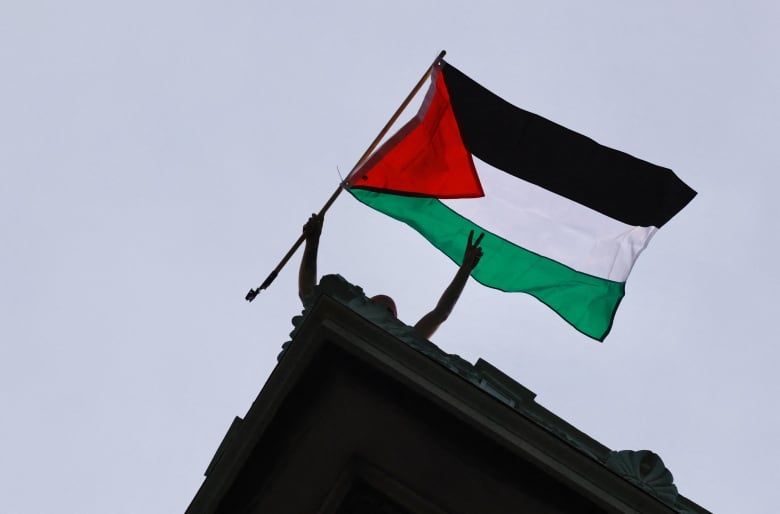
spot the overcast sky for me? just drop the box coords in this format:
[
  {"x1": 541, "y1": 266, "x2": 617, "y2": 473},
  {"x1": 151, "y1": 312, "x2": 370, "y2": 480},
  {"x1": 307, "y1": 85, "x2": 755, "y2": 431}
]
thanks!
[{"x1": 2, "y1": 2, "x2": 778, "y2": 512}]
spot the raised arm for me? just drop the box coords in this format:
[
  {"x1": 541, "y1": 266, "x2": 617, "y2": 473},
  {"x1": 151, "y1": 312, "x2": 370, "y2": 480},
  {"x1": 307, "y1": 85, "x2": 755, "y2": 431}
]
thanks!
[
  {"x1": 298, "y1": 213, "x2": 323, "y2": 303},
  {"x1": 414, "y1": 231, "x2": 484, "y2": 339}
]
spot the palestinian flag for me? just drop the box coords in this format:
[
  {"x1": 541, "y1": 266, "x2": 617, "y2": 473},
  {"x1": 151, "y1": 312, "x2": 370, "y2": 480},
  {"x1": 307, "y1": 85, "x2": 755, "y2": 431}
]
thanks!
[{"x1": 347, "y1": 60, "x2": 696, "y2": 341}]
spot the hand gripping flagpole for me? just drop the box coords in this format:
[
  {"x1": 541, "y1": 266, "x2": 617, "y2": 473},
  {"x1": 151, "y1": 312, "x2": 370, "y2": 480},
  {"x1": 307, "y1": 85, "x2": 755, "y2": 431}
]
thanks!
[{"x1": 245, "y1": 50, "x2": 446, "y2": 302}]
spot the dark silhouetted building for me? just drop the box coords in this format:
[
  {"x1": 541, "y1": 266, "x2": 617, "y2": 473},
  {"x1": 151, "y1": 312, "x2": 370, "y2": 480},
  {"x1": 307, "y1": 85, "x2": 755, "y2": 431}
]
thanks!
[{"x1": 186, "y1": 275, "x2": 710, "y2": 513}]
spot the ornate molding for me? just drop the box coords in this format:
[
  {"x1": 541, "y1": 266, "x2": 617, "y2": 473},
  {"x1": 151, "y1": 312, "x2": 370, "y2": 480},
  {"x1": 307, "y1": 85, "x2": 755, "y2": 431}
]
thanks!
[{"x1": 605, "y1": 450, "x2": 679, "y2": 506}]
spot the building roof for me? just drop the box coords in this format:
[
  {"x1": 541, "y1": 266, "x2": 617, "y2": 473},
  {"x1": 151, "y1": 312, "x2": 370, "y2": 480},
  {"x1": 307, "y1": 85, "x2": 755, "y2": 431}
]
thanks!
[{"x1": 186, "y1": 275, "x2": 710, "y2": 514}]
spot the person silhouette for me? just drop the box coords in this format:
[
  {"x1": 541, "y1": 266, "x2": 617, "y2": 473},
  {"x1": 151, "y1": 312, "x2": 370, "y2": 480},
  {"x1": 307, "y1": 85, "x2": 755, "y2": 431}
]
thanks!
[{"x1": 298, "y1": 213, "x2": 483, "y2": 339}]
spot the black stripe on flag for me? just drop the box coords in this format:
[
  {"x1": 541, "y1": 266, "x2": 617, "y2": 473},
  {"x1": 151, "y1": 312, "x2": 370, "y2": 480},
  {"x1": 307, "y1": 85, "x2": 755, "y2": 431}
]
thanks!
[{"x1": 440, "y1": 61, "x2": 696, "y2": 228}]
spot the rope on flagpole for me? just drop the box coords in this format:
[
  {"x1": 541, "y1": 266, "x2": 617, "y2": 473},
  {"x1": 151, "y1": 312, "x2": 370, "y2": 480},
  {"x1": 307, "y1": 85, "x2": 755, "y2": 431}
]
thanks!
[{"x1": 245, "y1": 50, "x2": 446, "y2": 302}]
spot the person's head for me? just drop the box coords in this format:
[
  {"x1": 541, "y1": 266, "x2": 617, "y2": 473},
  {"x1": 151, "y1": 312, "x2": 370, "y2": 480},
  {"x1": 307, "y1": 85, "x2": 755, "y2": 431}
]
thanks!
[{"x1": 370, "y1": 294, "x2": 397, "y2": 317}]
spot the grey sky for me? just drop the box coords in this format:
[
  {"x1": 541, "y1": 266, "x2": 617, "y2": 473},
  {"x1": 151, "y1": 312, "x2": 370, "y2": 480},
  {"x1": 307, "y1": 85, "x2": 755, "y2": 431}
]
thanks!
[{"x1": 2, "y1": 1, "x2": 778, "y2": 512}]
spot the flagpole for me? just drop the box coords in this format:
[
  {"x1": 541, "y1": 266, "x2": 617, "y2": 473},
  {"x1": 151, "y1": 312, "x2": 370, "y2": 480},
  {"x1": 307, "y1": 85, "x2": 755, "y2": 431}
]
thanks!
[{"x1": 245, "y1": 50, "x2": 446, "y2": 302}]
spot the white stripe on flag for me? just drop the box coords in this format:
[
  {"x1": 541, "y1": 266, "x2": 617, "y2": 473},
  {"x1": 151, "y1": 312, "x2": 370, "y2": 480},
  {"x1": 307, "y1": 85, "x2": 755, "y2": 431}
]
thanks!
[{"x1": 442, "y1": 158, "x2": 657, "y2": 282}]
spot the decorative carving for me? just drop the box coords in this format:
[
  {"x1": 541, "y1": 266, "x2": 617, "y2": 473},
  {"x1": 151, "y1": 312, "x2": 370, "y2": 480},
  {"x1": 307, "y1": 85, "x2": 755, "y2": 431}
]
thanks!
[{"x1": 605, "y1": 450, "x2": 679, "y2": 506}]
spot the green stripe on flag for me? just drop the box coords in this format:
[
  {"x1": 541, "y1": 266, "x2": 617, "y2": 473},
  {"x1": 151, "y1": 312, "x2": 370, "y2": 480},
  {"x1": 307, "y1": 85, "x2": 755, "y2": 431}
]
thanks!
[{"x1": 350, "y1": 188, "x2": 625, "y2": 341}]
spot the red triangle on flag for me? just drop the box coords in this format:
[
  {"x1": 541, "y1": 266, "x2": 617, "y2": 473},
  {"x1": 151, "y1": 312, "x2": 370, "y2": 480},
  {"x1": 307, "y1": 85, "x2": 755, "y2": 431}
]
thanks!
[{"x1": 350, "y1": 70, "x2": 484, "y2": 199}]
